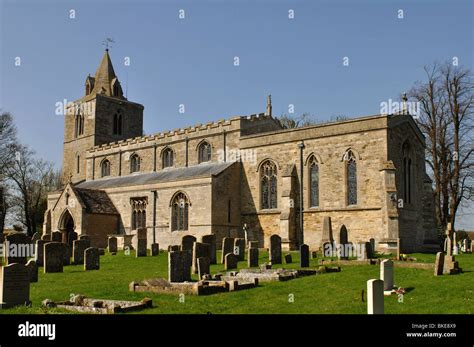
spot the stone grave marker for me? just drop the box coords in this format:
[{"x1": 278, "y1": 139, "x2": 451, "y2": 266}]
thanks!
[
  {"x1": 62, "y1": 244, "x2": 71, "y2": 266},
  {"x1": 44, "y1": 242, "x2": 64, "y2": 273},
  {"x1": 225, "y1": 253, "x2": 238, "y2": 270},
  {"x1": 192, "y1": 242, "x2": 211, "y2": 274},
  {"x1": 248, "y1": 247, "x2": 259, "y2": 267},
  {"x1": 84, "y1": 247, "x2": 100, "y2": 270},
  {"x1": 4, "y1": 232, "x2": 30, "y2": 265},
  {"x1": 380, "y1": 259, "x2": 394, "y2": 291},
  {"x1": 108, "y1": 236, "x2": 118, "y2": 253},
  {"x1": 25, "y1": 260, "x2": 38, "y2": 283},
  {"x1": 367, "y1": 279, "x2": 384, "y2": 314},
  {"x1": 434, "y1": 252, "x2": 444, "y2": 276},
  {"x1": 136, "y1": 239, "x2": 147, "y2": 257},
  {"x1": 201, "y1": 234, "x2": 217, "y2": 264},
  {"x1": 234, "y1": 238, "x2": 246, "y2": 261},
  {"x1": 221, "y1": 237, "x2": 235, "y2": 264},
  {"x1": 181, "y1": 235, "x2": 197, "y2": 252},
  {"x1": 269, "y1": 234, "x2": 282, "y2": 264},
  {"x1": 284, "y1": 254, "x2": 292, "y2": 264},
  {"x1": 51, "y1": 231, "x2": 62, "y2": 243},
  {"x1": 300, "y1": 244, "x2": 309, "y2": 268},
  {"x1": 151, "y1": 243, "x2": 159, "y2": 256},
  {"x1": 168, "y1": 250, "x2": 192, "y2": 282},
  {"x1": 0, "y1": 263, "x2": 30, "y2": 308},
  {"x1": 35, "y1": 240, "x2": 46, "y2": 267},
  {"x1": 197, "y1": 257, "x2": 210, "y2": 279},
  {"x1": 73, "y1": 239, "x2": 91, "y2": 265}
]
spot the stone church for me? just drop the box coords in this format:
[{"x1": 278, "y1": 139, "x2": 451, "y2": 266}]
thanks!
[{"x1": 45, "y1": 49, "x2": 438, "y2": 253}]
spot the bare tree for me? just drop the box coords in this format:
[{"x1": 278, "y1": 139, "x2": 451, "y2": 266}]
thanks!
[
  {"x1": 278, "y1": 113, "x2": 318, "y2": 129},
  {"x1": 409, "y1": 63, "x2": 474, "y2": 231}
]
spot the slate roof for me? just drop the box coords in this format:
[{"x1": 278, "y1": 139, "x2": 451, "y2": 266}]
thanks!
[
  {"x1": 73, "y1": 188, "x2": 119, "y2": 215},
  {"x1": 75, "y1": 161, "x2": 235, "y2": 190}
]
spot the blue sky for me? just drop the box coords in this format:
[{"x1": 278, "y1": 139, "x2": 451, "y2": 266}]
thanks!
[{"x1": 1, "y1": 0, "x2": 473, "y2": 228}]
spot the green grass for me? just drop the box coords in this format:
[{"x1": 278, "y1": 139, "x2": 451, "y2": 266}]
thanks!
[{"x1": 2, "y1": 250, "x2": 473, "y2": 314}]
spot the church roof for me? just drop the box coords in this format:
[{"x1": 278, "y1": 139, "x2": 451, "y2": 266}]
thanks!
[
  {"x1": 73, "y1": 187, "x2": 119, "y2": 214},
  {"x1": 75, "y1": 161, "x2": 236, "y2": 190}
]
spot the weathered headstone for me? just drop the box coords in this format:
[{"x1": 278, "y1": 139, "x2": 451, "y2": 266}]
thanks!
[
  {"x1": 380, "y1": 259, "x2": 394, "y2": 291},
  {"x1": 443, "y1": 255, "x2": 461, "y2": 275},
  {"x1": 462, "y1": 239, "x2": 469, "y2": 253},
  {"x1": 44, "y1": 242, "x2": 64, "y2": 273},
  {"x1": 221, "y1": 237, "x2": 234, "y2": 264},
  {"x1": 197, "y1": 257, "x2": 210, "y2": 279},
  {"x1": 35, "y1": 240, "x2": 46, "y2": 267},
  {"x1": 248, "y1": 247, "x2": 259, "y2": 267},
  {"x1": 234, "y1": 238, "x2": 246, "y2": 261},
  {"x1": 0, "y1": 263, "x2": 30, "y2": 308},
  {"x1": 4, "y1": 232, "x2": 30, "y2": 265},
  {"x1": 300, "y1": 244, "x2": 309, "y2": 268},
  {"x1": 41, "y1": 234, "x2": 51, "y2": 241},
  {"x1": 192, "y1": 242, "x2": 211, "y2": 274},
  {"x1": 322, "y1": 216, "x2": 334, "y2": 243},
  {"x1": 453, "y1": 232, "x2": 459, "y2": 255},
  {"x1": 73, "y1": 239, "x2": 90, "y2": 265},
  {"x1": 225, "y1": 253, "x2": 238, "y2": 270},
  {"x1": 79, "y1": 235, "x2": 90, "y2": 240},
  {"x1": 168, "y1": 250, "x2": 192, "y2": 282},
  {"x1": 338, "y1": 225, "x2": 349, "y2": 260},
  {"x1": 269, "y1": 234, "x2": 282, "y2": 264},
  {"x1": 51, "y1": 231, "x2": 62, "y2": 242},
  {"x1": 84, "y1": 247, "x2": 100, "y2": 270},
  {"x1": 201, "y1": 234, "x2": 217, "y2": 264},
  {"x1": 151, "y1": 243, "x2": 159, "y2": 256},
  {"x1": 181, "y1": 235, "x2": 197, "y2": 252},
  {"x1": 367, "y1": 279, "x2": 384, "y2": 314},
  {"x1": 136, "y1": 239, "x2": 147, "y2": 257},
  {"x1": 62, "y1": 245, "x2": 71, "y2": 265},
  {"x1": 446, "y1": 236, "x2": 453, "y2": 256},
  {"x1": 284, "y1": 254, "x2": 292, "y2": 264},
  {"x1": 25, "y1": 260, "x2": 38, "y2": 283},
  {"x1": 168, "y1": 245, "x2": 180, "y2": 252},
  {"x1": 434, "y1": 252, "x2": 444, "y2": 276},
  {"x1": 108, "y1": 236, "x2": 118, "y2": 253}
]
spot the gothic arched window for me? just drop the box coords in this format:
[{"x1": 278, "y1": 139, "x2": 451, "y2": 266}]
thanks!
[
  {"x1": 402, "y1": 142, "x2": 412, "y2": 204},
  {"x1": 345, "y1": 150, "x2": 357, "y2": 205},
  {"x1": 131, "y1": 198, "x2": 147, "y2": 230},
  {"x1": 171, "y1": 192, "x2": 189, "y2": 231},
  {"x1": 260, "y1": 160, "x2": 278, "y2": 209},
  {"x1": 162, "y1": 148, "x2": 174, "y2": 168},
  {"x1": 113, "y1": 110, "x2": 123, "y2": 135},
  {"x1": 101, "y1": 159, "x2": 111, "y2": 177},
  {"x1": 309, "y1": 156, "x2": 319, "y2": 207},
  {"x1": 130, "y1": 154, "x2": 140, "y2": 173},
  {"x1": 198, "y1": 141, "x2": 212, "y2": 163},
  {"x1": 75, "y1": 113, "x2": 84, "y2": 138}
]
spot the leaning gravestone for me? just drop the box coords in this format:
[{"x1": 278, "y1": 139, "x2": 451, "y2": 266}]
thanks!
[
  {"x1": 0, "y1": 263, "x2": 30, "y2": 308},
  {"x1": 51, "y1": 231, "x2": 62, "y2": 243},
  {"x1": 221, "y1": 237, "x2": 235, "y2": 264},
  {"x1": 300, "y1": 244, "x2": 310, "y2": 268},
  {"x1": 380, "y1": 259, "x2": 394, "y2": 291},
  {"x1": 434, "y1": 252, "x2": 444, "y2": 276},
  {"x1": 168, "y1": 250, "x2": 192, "y2": 282},
  {"x1": 201, "y1": 234, "x2": 217, "y2": 264},
  {"x1": 25, "y1": 260, "x2": 38, "y2": 283},
  {"x1": 367, "y1": 279, "x2": 384, "y2": 314},
  {"x1": 73, "y1": 239, "x2": 91, "y2": 265},
  {"x1": 225, "y1": 253, "x2": 238, "y2": 270},
  {"x1": 181, "y1": 235, "x2": 197, "y2": 252},
  {"x1": 84, "y1": 247, "x2": 100, "y2": 270},
  {"x1": 248, "y1": 247, "x2": 259, "y2": 267},
  {"x1": 4, "y1": 232, "x2": 30, "y2": 265},
  {"x1": 108, "y1": 236, "x2": 118, "y2": 253},
  {"x1": 269, "y1": 235, "x2": 282, "y2": 264},
  {"x1": 44, "y1": 242, "x2": 64, "y2": 273},
  {"x1": 234, "y1": 238, "x2": 246, "y2": 261},
  {"x1": 192, "y1": 242, "x2": 211, "y2": 274},
  {"x1": 197, "y1": 257, "x2": 211, "y2": 279},
  {"x1": 35, "y1": 240, "x2": 46, "y2": 267}
]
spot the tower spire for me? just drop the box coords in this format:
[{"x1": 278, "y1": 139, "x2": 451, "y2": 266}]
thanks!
[{"x1": 266, "y1": 94, "x2": 272, "y2": 116}]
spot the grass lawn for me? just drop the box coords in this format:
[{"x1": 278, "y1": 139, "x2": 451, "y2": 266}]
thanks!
[{"x1": 2, "y1": 250, "x2": 473, "y2": 314}]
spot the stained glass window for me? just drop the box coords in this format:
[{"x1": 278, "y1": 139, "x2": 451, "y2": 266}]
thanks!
[
  {"x1": 346, "y1": 151, "x2": 357, "y2": 205},
  {"x1": 172, "y1": 192, "x2": 189, "y2": 231},
  {"x1": 309, "y1": 157, "x2": 319, "y2": 207},
  {"x1": 261, "y1": 160, "x2": 277, "y2": 209}
]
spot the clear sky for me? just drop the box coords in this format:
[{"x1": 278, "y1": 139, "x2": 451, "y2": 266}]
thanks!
[{"x1": 1, "y1": 0, "x2": 473, "y2": 228}]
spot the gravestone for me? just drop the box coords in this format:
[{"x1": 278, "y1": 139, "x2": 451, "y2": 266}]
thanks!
[
  {"x1": 443, "y1": 255, "x2": 461, "y2": 275},
  {"x1": 192, "y1": 242, "x2": 211, "y2": 274},
  {"x1": 35, "y1": 240, "x2": 46, "y2": 267},
  {"x1": 234, "y1": 238, "x2": 246, "y2": 261},
  {"x1": 62, "y1": 245, "x2": 71, "y2": 266},
  {"x1": 201, "y1": 234, "x2": 217, "y2": 264},
  {"x1": 67, "y1": 231, "x2": 78, "y2": 250},
  {"x1": 41, "y1": 234, "x2": 51, "y2": 241},
  {"x1": 168, "y1": 245, "x2": 180, "y2": 252},
  {"x1": 44, "y1": 242, "x2": 64, "y2": 273},
  {"x1": 338, "y1": 225, "x2": 349, "y2": 260},
  {"x1": 108, "y1": 236, "x2": 118, "y2": 253},
  {"x1": 380, "y1": 259, "x2": 394, "y2": 291},
  {"x1": 322, "y1": 216, "x2": 334, "y2": 243},
  {"x1": 434, "y1": 252, "x2": 444, "y2": 276},
  {"x1": 357, "y1": 242, "x2": 368, "y2": 260},
  {"x1": 284, "y1": 254, "x2": 292, "y2": 264},
  {"x1": 221, "y1": 237, "x2": 235, "y2": 264},
  {"x1": 25, "y1": 260, "x2": 38, "y2": 283},
  {"x1": 269, "y1": 234, "x2": 282, "y2": 264},
  {"x1": 446, "y1": 236, "x2": 453, "y2": 256},
  {"x1": 369, "y1": 238, "x2": 376, "y2": 255},
  {"x1": 0, "y1": 263, "x2": 30, "y2": 308},
  {"x1": 225, "y1": 253, "x2": 238, "y2": 270},
  {"x1": 300, "y1": 244, "x2": 309, "y2": 268},
  {"x1": 73, "y1": 239, "x2": 90, "y2": 265},
  {"x1": 462, "y1": 239, "x2": 469, "y2": 253},
  {"x1": 248, "y1": 247, "x2": 259, "y2": 267},
  {"x1": 79, "y1": 235, "x2": 90, "y2": 240},
  {"x1": 197, "y1": 257, "x2": 210, "y2": 279},
  {"x1": 51, "y1": 231, "x2": 62, "y2": 243},
  {"x1": 248, "y1": 241, "x2": 259, "y2": 249},
  {"x1": 4, "y1": 232, "x2": 30, "y2": 265},
  {"x1": 136, "y1": 239, "x2": 147, "y2": 257},
  {"x1": 181, "y1": 235, "x2": 197, "y2": 252},
  {"x1": 151, "y1": 243, "x2": 159, "y2": 256},
  {"x1": 367, "y1": 279, "x2": 384, "y2": 314},
  {"x1": 311, "y1": 251, "x2": 318, "y2": 259},
  {"x1": 84, "y1": 247, "x2": 100, "y2": 270},
  {"x1": 168, "y1": 251, "x2": 192, "y2": 282}
]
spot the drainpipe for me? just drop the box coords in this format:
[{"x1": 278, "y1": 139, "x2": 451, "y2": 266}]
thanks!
[
  {"x1": 152, "y1": 189, "x2": 157, "y2": 244},
  {"x1": 298, "y1": 141, "x2": 305, "y2": 246}
]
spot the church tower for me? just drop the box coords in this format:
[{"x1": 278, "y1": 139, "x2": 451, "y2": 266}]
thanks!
[{"x1": 62, "y1": 49, "x2": 144, "y2": 183}]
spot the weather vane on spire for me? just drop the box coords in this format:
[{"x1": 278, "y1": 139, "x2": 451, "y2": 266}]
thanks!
[{"x1": 102, "y1": 37, "x2": 115, "y2": 51}]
